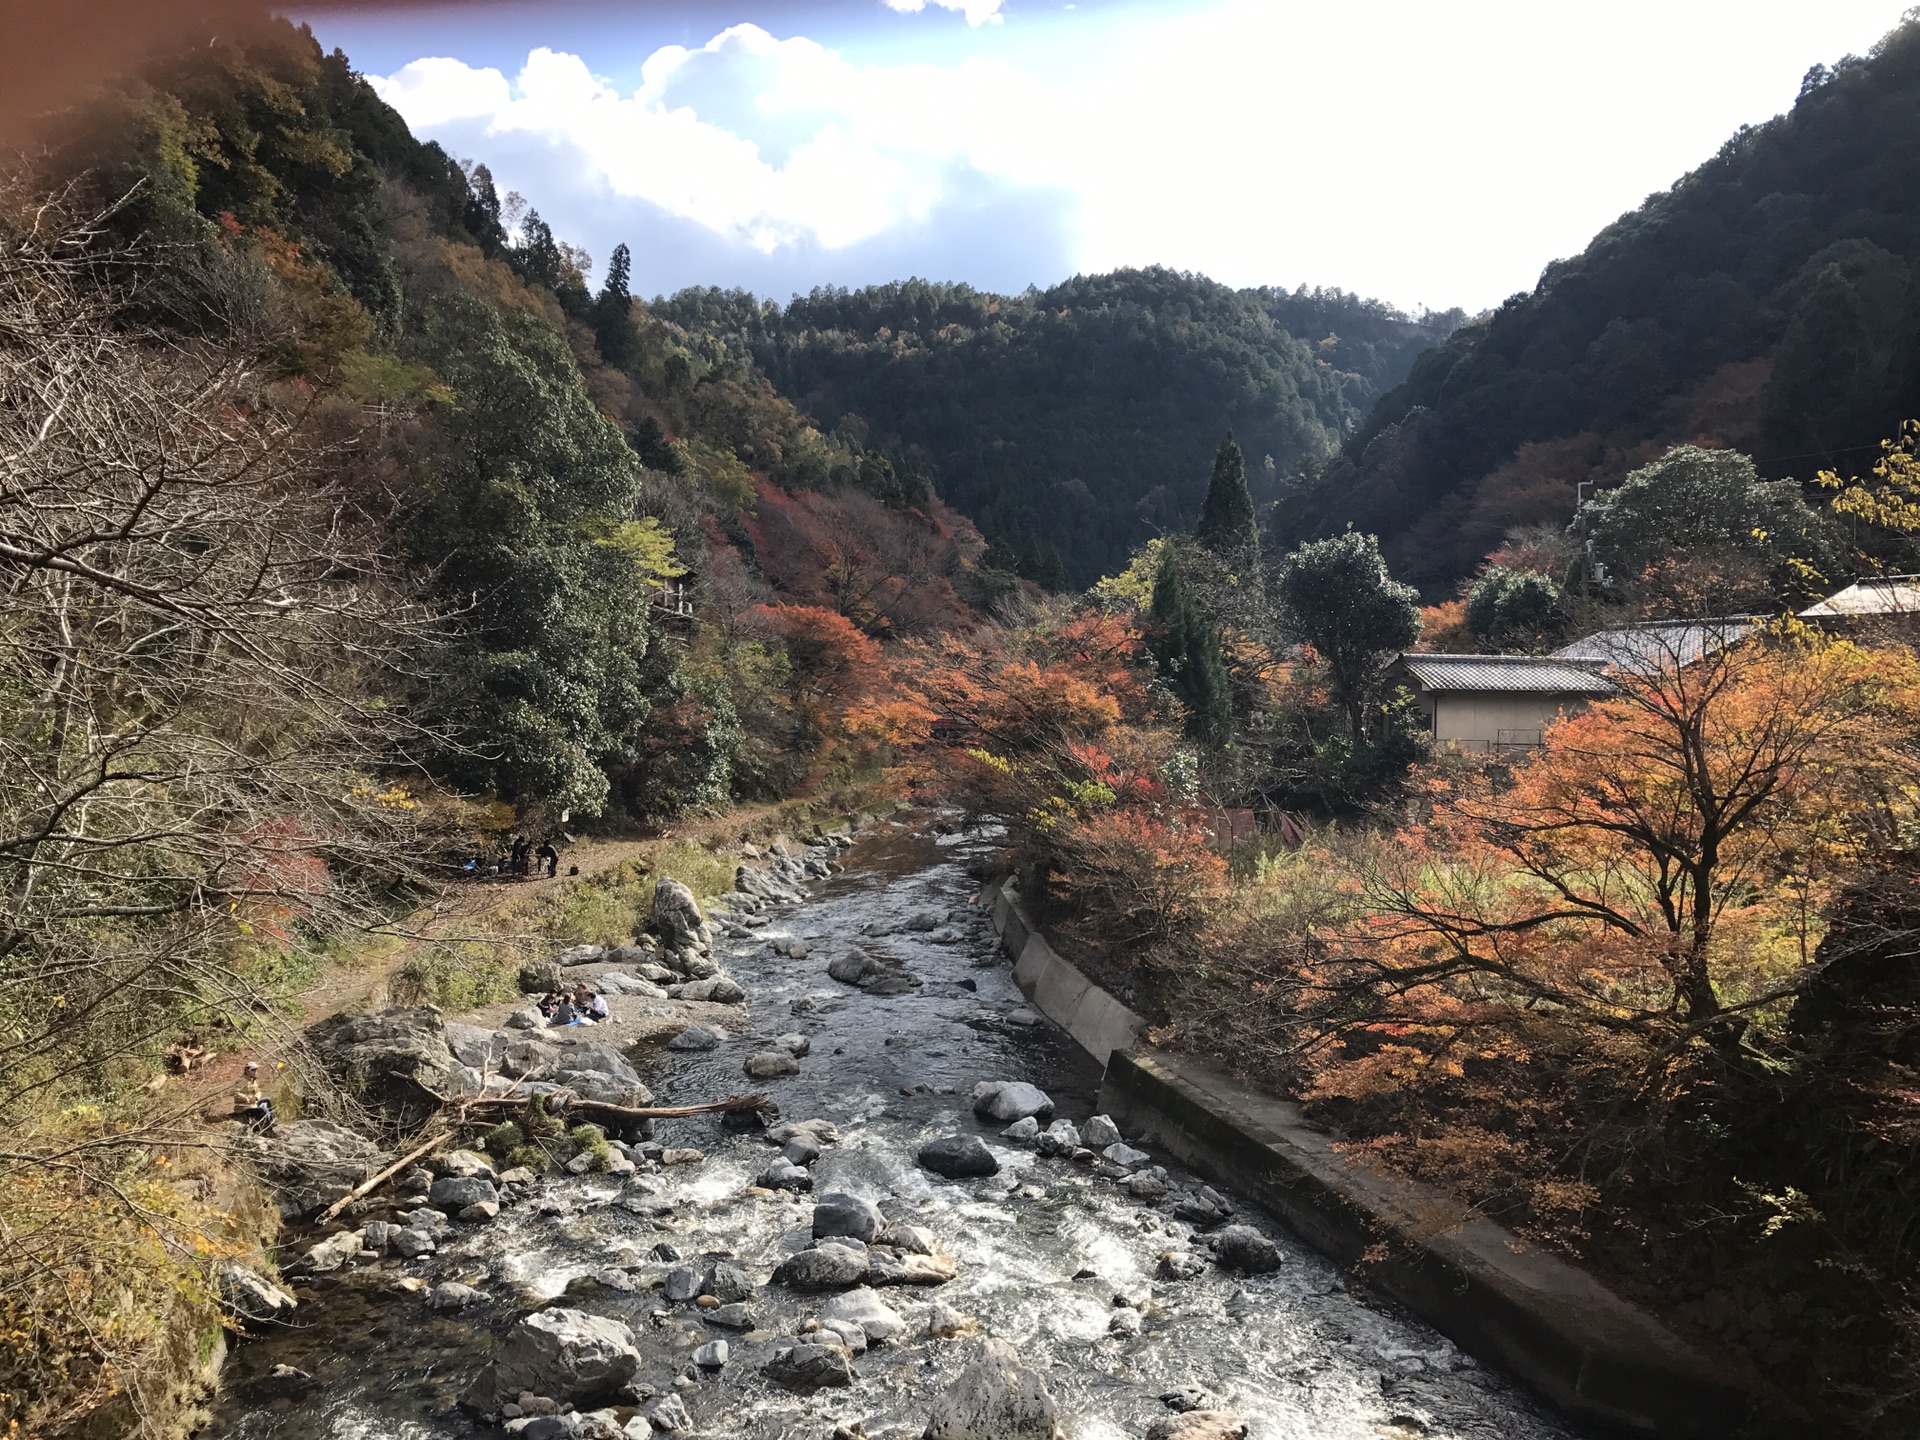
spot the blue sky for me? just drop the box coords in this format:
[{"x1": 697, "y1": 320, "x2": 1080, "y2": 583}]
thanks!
[{"x1": 295, "y1": 1, "x2": 1912, "y2": 312}]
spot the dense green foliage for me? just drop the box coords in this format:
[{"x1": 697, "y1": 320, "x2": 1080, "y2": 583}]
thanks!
[
  {"x1": 1278, "y1": 15, "x2": 1920, "y2": 592},
  {"x1": 1274, "y1": 532, "x2": 1423, "y2": 741},
  {"x1": 657, "y1": 272, "x2": 1462, "y2": 584},
  {"x1": 1465, "y1": 566, "x2": 1572, "y2": 651},
  {"x1": 1195, "y1": 433, "x2": 1260, "y2": 562},
  {"x1": 1148, "y1": 547, "x2": 1232, "y2": 747}
]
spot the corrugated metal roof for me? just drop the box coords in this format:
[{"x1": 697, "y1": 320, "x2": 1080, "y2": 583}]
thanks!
[
  {"x1": 1801, "y1": 578, "x2": 1920, "y2": 617},
  {"x1": 1552, "y1": 617, "x2": 1756, "y2": 672},
  {"x1": 1396, "y1": 654, "x2": 1616, "y2": 695}
]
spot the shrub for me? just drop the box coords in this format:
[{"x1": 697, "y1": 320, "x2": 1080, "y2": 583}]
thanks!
[
  {"x1": 483, "y1": 1121, "x2": 524, "y2": 1155},
  {"x1": 567, "y1": 1123, "x2": 614, "y2": 1171},
  {"x1": 393, "y1": 941, "x2": 520, "y2": 1009}
]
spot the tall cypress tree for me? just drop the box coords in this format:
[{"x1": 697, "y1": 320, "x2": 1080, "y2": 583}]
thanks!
[
  {"x1": 1150, "y1": 546, "x2": 1232, "y2": 746},
  {"x1": 594, "y1": 242, "x2": 637, "y2": 370},
  {"x1": 1195, "y1": 432, "x2": 1259, "y2": 563}
]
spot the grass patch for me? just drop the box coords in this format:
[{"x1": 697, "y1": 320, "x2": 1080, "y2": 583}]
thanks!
[{"x1": 393, "y1": 939, "x2": 521, "y2": 1010}]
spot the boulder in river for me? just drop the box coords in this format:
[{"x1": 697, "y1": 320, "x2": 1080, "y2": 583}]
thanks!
[
  {"x1": 436, "y1": 1148, "x2": 496, "y2": 1179},
  {"x1": 428, "y1": 1281, "x2": 486, "y2": 1311},
  {"x1": 701, "y1": 1262, "x2": 756, "y2": 1304},
  {"x1": 769, "y1": 1118, "x2": 841, "y2": 1147},
  {"x1": 764, "y1": 1342, "x2": 855, "y2": 1390},
  {"x1": 971, "y1": 1081, "x2": 1054, "y2": 1123},
  {"x1": 819, "y1": 1286, "x2": 906, "y2": 1343},
  {"x1": 757, "y1": 1159, "x2": 814, "y2": 1192},
  {"x1": 826, "y1": 950, "x2": 878, "y2": 986},
  {"x1": 1145, "y1": 1414, "x2": 1249, "y2": 1440},
  {"x1": 1034, "y1": 1120, "x2": 1081, "y2": 1158},
  {"x1": 773, "y1": 1242, "x2": 870, "y2": 1290},
  {"x1": 667, "y1": 1023, "x2": 724, "y2": 1051},
  {"x1": 676, "y1": 975, "x2": 745, "y2": 1003},
  {"x1": 1002, "y1": 1116, "x2": 1040, "y2": 1142},
  {"x1": 813, "y1": 1192, "x2": 884, "y2": 1243},
  {"x1": 776, "y1": 1032, "x2": 811, "y2": 1057},
  {"x1": 745, "y1": 1050, "x2": 800, "y2": 1079},
  {"x1": 219, "y1": 1264, "x2": 298, "y2": 1326},
  {"x1": 429, "y1": 1175, "x2": 498, "y2": 1211},
  {"x1": 1083, "y1": 1115, "x2": 1122, "y2": 1148},
  {"x1": 921, "y1": 1337, "x2": 1057, "y2": 1440},
  {"x1": 299, "y1": 1230, "x2": 363, "y2": 1274},
  {"x1": 641, "y1": 1393, "x2": 692, "y2": 1431},
  {"x1": 1103, "y1": 1142, "x2": 1151, "y2": 1169},
  {"x1": 917, "y1": 1135, "x2": 999, "y2": 1179},
  {"x1": 1209, "y1": 1225, "x2": 1282, "y2": 1274},
  {"x1": 472, "y1": 1308, "x2": 640, "y2": 1407},
  {"x1": 306, "y1": 1006, "x2": 458, "y2": 1121},
  {"x1": 236, "y1": 1118, "x2": 388, "y2": 1220},
  {"x1": 868, "y1": 1249, "x2": 958, "y2": 1287}
]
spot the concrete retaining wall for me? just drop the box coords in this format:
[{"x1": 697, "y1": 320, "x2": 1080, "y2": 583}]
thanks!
[
  {"x1": 981, "y1": 878, "x2": 1146, "y2": 1065},
  {"x1": 978, "y1": 877, "x2": 1758, "y2": 1438}
]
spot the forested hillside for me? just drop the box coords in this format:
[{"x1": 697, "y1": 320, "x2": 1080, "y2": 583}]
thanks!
[
  {"x1": 1277, "y1": 14, "x2": 1920, "y2": 593},
  {"x1": 657, "y1": 273, "x2": 1463, "y2": 584}
]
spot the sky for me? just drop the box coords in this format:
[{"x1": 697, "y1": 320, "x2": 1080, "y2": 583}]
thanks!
[{"x1": 294, "y1": 0, "x2": 1914, "y2": 313}]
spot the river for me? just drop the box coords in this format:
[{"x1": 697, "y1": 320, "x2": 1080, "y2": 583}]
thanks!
[{"x1": 205, "y1": 820, "x2": 1582, "y2": 1440}]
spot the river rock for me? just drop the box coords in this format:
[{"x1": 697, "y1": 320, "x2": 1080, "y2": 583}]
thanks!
[
  {"x1": 1002, "y1": 1116, "x2": 1040, "y2": 1142},
  {"x1": 702, "y1": 1262, "x2": 755, "y2": 1303},
  {"x1": 826, "y1": 951, "x2": 878, "y2": 986},
  {"x1": 219, "y1": 1264, "x2": 298, "y2": 1325},
  {"x1": 817, "y1": 1318, "x2": 868, "y2": 1354},
  {"x1": 598, "y1": 971, "x2": 667, "y2": 998},
  {"x1": 1146, "y1": 1414, "x2": 1248, "y2": 1440},
  {"x1": 764, "y1": 1342, "x2": 855, "y2": 1389},
  {"x1": 782, "y1": 1134, "x2": 823, "y2": 1166},
  {"x1": 866, "y1": 970, "x2": 924, "y2": 995},
  {"x1": 813, "y1": 1192, "x2": 884, "y2": 1243},
  {"x1": 506, "y1": 1005, "x2": 547, "y2": 1029},
  {"x1": 1210, "y1": 1225, "x2": 1282, "y2": 1273},
  {"x1": 927, "y1": 1301, "x2": 975, "y2": 1339},
  {"x1": 707, "y1": 1302, "x2": 755, "y2": 1329},
  {"x1": 1034, "y1": 1120, "x2": 1081, "y2": 1158},
  {"x1": 692, "y1": 1339, "x2": 729, "y2": 1369},
  {"x1": 758, "y1": 1158, "x2": 814, "y2": 1191},
  {"x1": 430, "y1": 1175, "x2": 498, "y2": 1210},
  {"x1": 307, "y1": 1006, "x2": 457, "y2": 1120},
  {"x1": 1160, "y1": 1388, "x2": 1219, "y2": 1414},
  {"x1": 667, "y1": 1023, "x2": 724, "y2": 1051},
  {"x1": 1103, "y1": 1142, "x2": 1151, "y2": 1169},
  {"x1": 775, "y1": 1032, "x2": 811, "y2": 1057},
  {"x1": 745, "y1": 1050, "x2": 800, "y2": 1078},
  {"x1": 300, "y1": 1230, "x2": 364, "y2": 1273},
  {"x1": 557, "y1": 944, "x2": 607, "y2": 967},
  {"x1": 1126, "y1": 1171, "x2": 1171, "y2": 1200},
  {"x1": 1083, "y1": 1115, "x2": 1122, "y2": 1148},
  {"x1": 519, "y1": 961, "x2": 564, "y2": 994},
  {"x1": 875, "y1": 1222, "x2": 935, "y2": 1255},
  {"x1": 921, "y1": 1337, "x2": 1057, "y2": 1440},
  {"x1": 867, "y1": 1249, "x2": 958, "y2": 1287},
  {"x1": 972, "y1": 1081, "x2": 1054, "y2": 1122},
  {"x1": 392, "y1": 1228, "x2": 437, "y2": 1259},
  {"x1": 236, "y1": 1118, "x2": 388, "y2": 1220},
  {"x1": 677, "y1": 975, "x2": 745, "y2": 1004},
  {"x1": 429, "y1": 1281, "x2": 486, "y2": 1311},
  {"x1": 650, "y1": 878, "x2": 714, "y2": 970},
  {"x1": 437, "y1": 1148, "x2": 497, "y2": 1179},
  {"x1": 1108, "y1": 1308, "x2": 1143, "y2": 1336},
  {"x1": 917, "y1": 1135, "x2": 999, "y2": 1179},
  {"x1": 1156, "y1": 1248, "x2": 1205, "y2": 1280},
  {"x1": 460, "y1": 1200, "x2": 501, "y2": 1222},
  {"x1": 769, "y1": 1118, "x2": 841, "y2": 1147},
  {"x1": 664, "y1": 1267, "x2": 701, "y2": 1302},
  {"x1": 773, "y1": 1242, "x2": 869, "y2": 1290},
  {"x1": 479, "y1": 1308, "x2": 641, "y2": 1406},
  {"x1": 641, "y1": 1393, "x2": 692, "y2": 1431},
  {"x1": 1173, "y1": 1187, "x2": 1233, "y2": 1228},
  {"x1": 819, "y1": 1286, "x2": 906, "y2": 1343}
]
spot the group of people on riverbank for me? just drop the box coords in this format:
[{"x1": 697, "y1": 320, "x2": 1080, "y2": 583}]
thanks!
[
  {"x1": 537, "y1": 984, "x2": 609, "y2": 1027},
  {"x1": 458, "y1": 835, "x2": 562, "y2": 881}
]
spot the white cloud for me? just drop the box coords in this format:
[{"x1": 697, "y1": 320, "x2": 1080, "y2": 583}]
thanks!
[
  {"x1": 881, "y1": 0, "x2": 1006, "y2": 27},
  {"x1": 365, "y1": 0, "x2": 1913, "y2": 307}
]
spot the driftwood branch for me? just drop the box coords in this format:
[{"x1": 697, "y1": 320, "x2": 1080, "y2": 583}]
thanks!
[
  {"x1": 315, "y1": 1129, "x2": 451, "y2": 1225},
  {"x1": 448, "y1": 1091, "x2": 774, "y2": 1124}
]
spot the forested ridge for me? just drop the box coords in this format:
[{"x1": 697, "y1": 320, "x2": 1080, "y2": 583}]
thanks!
[
  {"x1": 657, "y1": 272, "x2": 1463, "y2": 585},
  {"x1": 1278, "y1": 12, "x2": 1920, "y2": 593}
]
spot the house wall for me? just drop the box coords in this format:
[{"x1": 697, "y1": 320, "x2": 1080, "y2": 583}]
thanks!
[{"x1": 1431, "y1": 692, "x2": 1590, "y2": 750}]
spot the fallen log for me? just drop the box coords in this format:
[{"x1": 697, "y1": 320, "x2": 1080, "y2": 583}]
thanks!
[
  {"x1": 425, "y1": 1088, "x2": 774, "y2": 1126},
  {"x1": 315, "y1": 1129, "x2": 452, "y2": 1225}
]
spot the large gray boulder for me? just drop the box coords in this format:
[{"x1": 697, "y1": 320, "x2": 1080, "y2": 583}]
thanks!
[
  {"x1": 1146, "y1": 1414, "x2": 1248, "y2": 1440},
  {"x1": 1209, "y1": 1225, "x2": 1282, "y2": 1274},
  {"x1": 764, "y1": 1342, "x2": 855, "y2": 1389},
  {"x1": 235, "y1": 1119, "x2": 388, "y2": 1220},
  {"x1": 306, "y1": 1006, "x2": 457, "y2": 1119},
  {"x1": 813, "y1": 1193, "x2": 884, "y2": 1244},
  {"x1": 970, "y1": 1082, "x2": 1054, "y2": 1123},
  {"x1": 819, "y1": 1287, "x2": 906, "y2": 1343},
  {"x1": 472, "y1": 1308, "x2": 640, "y2": 1406},
  {"x1": 429, "y1": 1175, "x2": 498, "y2": 1210},
  {"x1": 922, "y1": 1338, "x2": 1058, "y2": 1440},
  {"x1": 772, "y1": 1242, "x2": 869, "y2": 1290},
  {"x1": 219, "y1": 1264, "x2": 298, "y2": 1325},
  {"x1": 650, "y1": 878, "x2": 714, "y2": 972},
  {"x1": 917, "y1": 1135, "x2": 999, "y2": 1179},
  {"x1": 519, "y1": 960, "x2": 564, "y2": 994}
]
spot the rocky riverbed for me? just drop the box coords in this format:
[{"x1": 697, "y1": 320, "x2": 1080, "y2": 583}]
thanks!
[{"x1": 204, "y1": 821, "x2": 1583, "y2": 1440}]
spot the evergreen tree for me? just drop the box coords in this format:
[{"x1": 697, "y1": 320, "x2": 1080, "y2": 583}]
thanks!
[
  {"x1": 461, "y1": 163, "x2": 505, "y2": 254},
  {"x1": 1036, "y1": 544, "x2": 1068, "y2": 593},
  {"x1": 1275, "y1": 531, "x2": 1421, "y2": 743},
  {"x1": 1195, "y1": 432, "x2": 1260, "y2": 563},
  {"x1": 1150, "y1": 546, "x2": 1233, "y2": 746},
  {"x1": 594, "y1": 242, "x2": 637, "y2": 370}
]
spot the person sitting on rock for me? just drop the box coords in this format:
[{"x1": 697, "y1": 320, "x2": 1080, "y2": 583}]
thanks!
[
  {"x1": 581, "y1": 989, "x2": 610, "y2": 1022},
  {"x1": 538, "y1": 990, "x2": 564, "y2": 1019},
  {"x1": 231, "y1": 1062, "x2": 276, "y2": 1133},
  {"x1": 549, "y1": 994, "x2": 581, "y2": 1026}
]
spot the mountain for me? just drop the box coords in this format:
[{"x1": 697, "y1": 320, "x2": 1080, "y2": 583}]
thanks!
[
  {"x1": 655, "y1": 273, "x2": 1464, "y2": 585},
  {"x1": 1276, "y1": 15, "x2": 1920, "y2": 595}
]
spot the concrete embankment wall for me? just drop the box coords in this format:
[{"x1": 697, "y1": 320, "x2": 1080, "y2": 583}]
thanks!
[{"x1": 977, "y1": 878, "x2": 1758, "y2": 1439}]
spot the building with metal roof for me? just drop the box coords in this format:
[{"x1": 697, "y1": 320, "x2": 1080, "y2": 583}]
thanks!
[
  {"x1": 1390, "y1": 653, "x2": 1614, "y2": 754},
  {"x1": 1799, "y1": 576, "x2": 1920, "y2": 621},
  {"x1": 1551, "y1": 616, "x2": 1758, "y2": 673}
]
